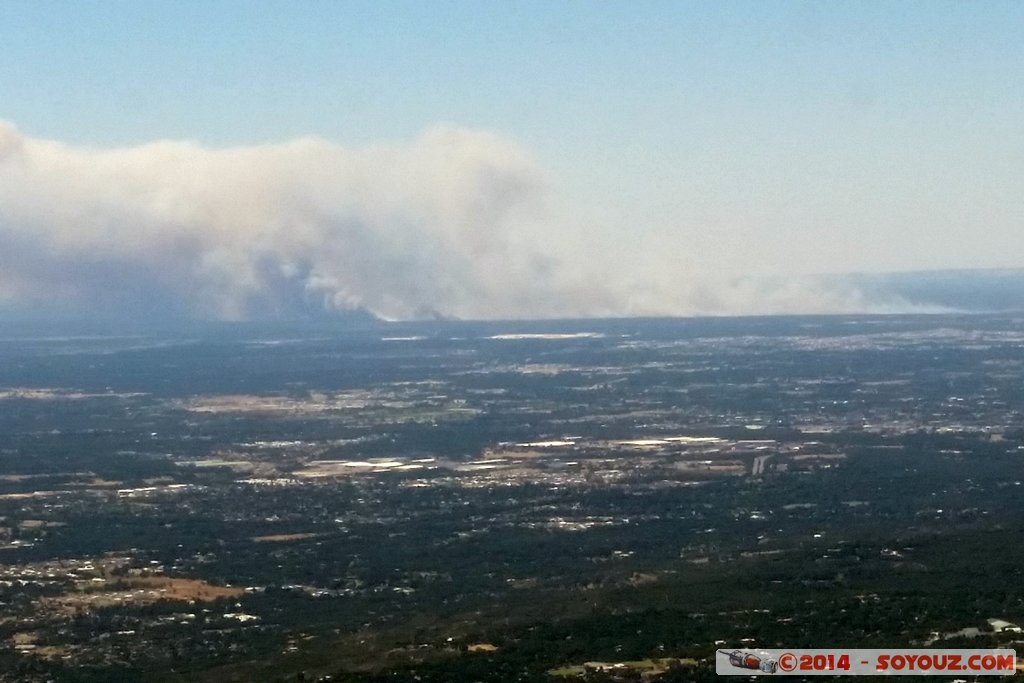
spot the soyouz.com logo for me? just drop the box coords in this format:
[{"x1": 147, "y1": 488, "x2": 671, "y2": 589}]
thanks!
[{"x1": 716, "y1": 648, "x2": 1016, "y2": 676}]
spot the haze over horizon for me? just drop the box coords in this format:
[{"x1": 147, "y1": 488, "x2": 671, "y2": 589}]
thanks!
[{"x1": 1, "y1": 2, "x2": 1022, "y2": 322}]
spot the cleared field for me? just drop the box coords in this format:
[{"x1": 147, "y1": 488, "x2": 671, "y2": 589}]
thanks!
[
  {"x1": 42, "y1": 576, "x2": 245, "y2": 614},
  {"x1": 251, "y1": 532, "x2": 319, "y2": 543}
]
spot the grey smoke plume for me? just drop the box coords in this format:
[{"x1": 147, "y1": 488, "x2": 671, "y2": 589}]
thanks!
[
  {"x1": 0, "y1": 120, "x2": 970, "y2": 321},
  {"x1": 0, "y1": 120, "x2": 575, "y2": 321}
]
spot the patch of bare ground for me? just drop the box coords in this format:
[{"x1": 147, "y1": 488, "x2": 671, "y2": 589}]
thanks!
[{"x1": 42, "y1": 576, "x2": 244, "y2": 615}]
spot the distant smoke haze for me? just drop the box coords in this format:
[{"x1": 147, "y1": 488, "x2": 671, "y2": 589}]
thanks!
[{"x1": 0, "y1": 120, "x2": 1020, "y2": 323}]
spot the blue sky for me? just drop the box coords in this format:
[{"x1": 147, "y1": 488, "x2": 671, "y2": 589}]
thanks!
[
  {"x1": 4, "y1": 2, "x2": 1021, "y2": 150},
  {"x1": 0, "y1": 2, "x2": 1022, "y2": 319}
]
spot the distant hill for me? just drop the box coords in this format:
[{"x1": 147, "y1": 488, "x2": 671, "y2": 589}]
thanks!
[
  {"x1": 842, "y1": 268, "x2": 1024, "y2": 313},
  {"x1": 2, "y1": 268, "x2": 1022, "y2": 336}
]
